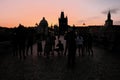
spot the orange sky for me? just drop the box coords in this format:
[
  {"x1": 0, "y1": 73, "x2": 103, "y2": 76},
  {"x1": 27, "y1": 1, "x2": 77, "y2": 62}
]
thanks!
[{"x1": 0, "y1": 0, "x2": 120, "y2": 28}]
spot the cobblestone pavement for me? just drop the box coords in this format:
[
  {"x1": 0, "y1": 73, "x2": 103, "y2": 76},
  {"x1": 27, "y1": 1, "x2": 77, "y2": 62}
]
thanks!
[{"x1": 0, "y1": 37, "x2": 120, "y2": 80}]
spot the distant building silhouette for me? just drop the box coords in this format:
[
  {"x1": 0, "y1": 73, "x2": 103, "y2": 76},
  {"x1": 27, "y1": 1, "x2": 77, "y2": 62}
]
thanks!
[
  {"x1": 37, "y1": 17, "x2": 48, "y2": 40},
  {"x1": 59, "y1": 12, "x2": 68, "y2": 35},
  {"x1": 105, "y1": 11, "x2": 113, "y2": 27},
  {"x1": 88, "y1": 11, "x2": 120, "y2": 50}
]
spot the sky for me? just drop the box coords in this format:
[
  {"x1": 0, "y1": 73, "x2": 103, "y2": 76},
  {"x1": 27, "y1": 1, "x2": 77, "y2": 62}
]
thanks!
[{"x1": 0, "y1": 0, "x2": 120, "y2": 28}]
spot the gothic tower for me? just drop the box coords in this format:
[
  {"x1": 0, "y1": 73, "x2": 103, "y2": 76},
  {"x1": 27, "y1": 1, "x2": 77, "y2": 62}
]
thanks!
[
  {"x1": 59, "y1": 11, "x2": 68, "y2": 35},
  {"x1": 105, "y1": 11, "x2": 113, "y2": 27}
]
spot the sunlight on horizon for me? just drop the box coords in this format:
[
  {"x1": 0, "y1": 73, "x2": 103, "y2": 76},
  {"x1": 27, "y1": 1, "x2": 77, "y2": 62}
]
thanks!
[{"x1": 0, "y1": 0, "x2": 120, "y2": 27}]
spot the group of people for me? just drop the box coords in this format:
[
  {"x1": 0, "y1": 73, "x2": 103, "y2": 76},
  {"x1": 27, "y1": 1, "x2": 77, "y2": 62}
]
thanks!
[
  {"x1": 36, "y1": 30, "x2": 93, "y2": 68},
  {"x1": 11, "y1": 26, "x2": 93, "y2": 68},
  {"x1": 64, "y1": 30, "x2": 93, "y2": 67},
  {"x1": 11, "y1": 25, "x2": 35, "y2": 59}
]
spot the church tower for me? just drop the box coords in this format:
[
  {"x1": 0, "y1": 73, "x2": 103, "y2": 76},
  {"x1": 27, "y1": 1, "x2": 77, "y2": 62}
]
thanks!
[
  {"x1": 105, "y1": 11, "x2": 113, "y2": 27},
  {"x1": 37, "y1": 17, "x2": 48, "y2": 40},
  {"x1": 59, "y1": 11, "x2": 68, "y2": 35}
]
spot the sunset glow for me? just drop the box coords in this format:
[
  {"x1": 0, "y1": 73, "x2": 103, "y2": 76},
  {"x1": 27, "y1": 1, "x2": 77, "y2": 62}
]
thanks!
[{"x1": 0, "y1": 0, "x2": 120, "y2": 27}]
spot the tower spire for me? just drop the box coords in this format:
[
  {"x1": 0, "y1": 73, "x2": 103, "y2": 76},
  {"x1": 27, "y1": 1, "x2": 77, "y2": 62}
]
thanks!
[
  {"x1": 61, "y1": 11, "x2": 64, "y2": 18},
  {"x1": 108, "y1": 10, "x2": 111, "y2": 20},
  {"x1": 59, "y1": 11, "x2": 68, "y2": 35},
  {"x1": 105, "y1": 10, "x2": 113, "y2": 27}
]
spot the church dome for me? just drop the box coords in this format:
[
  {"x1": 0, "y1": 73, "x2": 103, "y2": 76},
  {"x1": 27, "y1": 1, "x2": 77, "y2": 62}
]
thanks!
[{"x1": 39, "y1": 17, "x2": 48, "y2": 27}]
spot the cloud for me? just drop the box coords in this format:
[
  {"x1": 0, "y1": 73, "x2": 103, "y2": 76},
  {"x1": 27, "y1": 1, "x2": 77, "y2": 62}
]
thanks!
[
  {"x1": 88, "y1": 16, "x2": 100, "y2": 20},
  {"x1": 102, "y1": 8, "x2": 120, "y2": 14}
]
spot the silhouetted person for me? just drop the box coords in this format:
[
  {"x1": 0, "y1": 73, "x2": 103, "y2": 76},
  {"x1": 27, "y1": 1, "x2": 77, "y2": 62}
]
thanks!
[
  {"x1": 86, "y1": 33, "x2": 93, "y2": 56},
  {"x1": 82, "y1": 33, "x2": 88, "y2": 54},
  {"x1": 51, "y1": 33, "x2": 56, "y2": 56},
  {"x1": 26, "y1": 30, "x2": 34, "y2": 55},
  {"x1": 76, "y1": 34, "x2": 84, "y2": 56},
  {"x1": 37, "y1": 40, "x2": 42, "y2": 56},
  {"x1": 36, "y1": 33, "x2": 43, "y2": 56},
  {"x1": 66, "y1": 30, "x2": 76, "y2": 68},
  {"x1": 11, "y1": 30, "x2": 18, "y2": 56},
  {"x1": 16, "y1": 24, "x2": 26, "y2": 59},
  {"x1": 64, "y1": 33, "x2": 68, "y2": 56},
  {"x1": 44, "y1": 34, "x2": 52, "y2": 58},
  {"x1": 54, "y1": 40, "x2": 64, "y2": 56}
]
